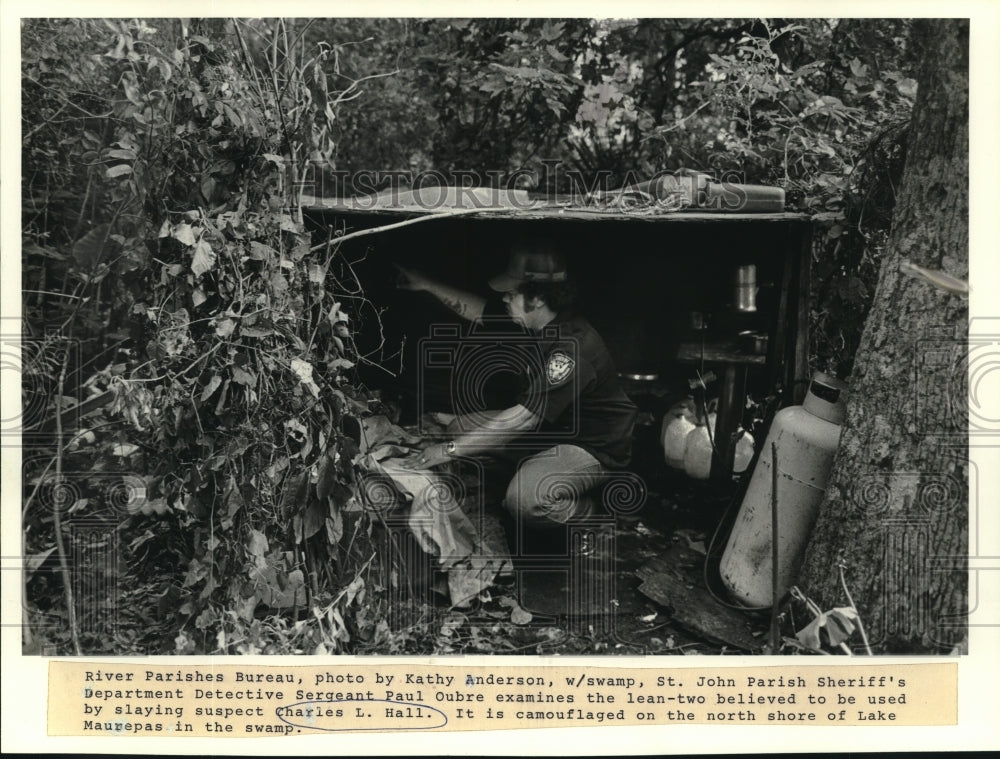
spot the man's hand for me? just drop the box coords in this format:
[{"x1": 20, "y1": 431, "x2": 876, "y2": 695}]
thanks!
[
  {"x1": 403, "y1": 442, "x2": 453, "y2": 469},
  {"x1": 394, "y1": 263, "x2": 430, "y2": 292},
  {"x1": 393, "y1": 264, "x2": 486, "y2": 323}
]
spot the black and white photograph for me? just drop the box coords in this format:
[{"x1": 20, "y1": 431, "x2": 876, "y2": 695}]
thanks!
[
  {"x1": 8, "y1": 12, "x2": 980, "y2": 661},
  {"x1": 2, "y1": 5, "x2": 999, "y2": 752}
]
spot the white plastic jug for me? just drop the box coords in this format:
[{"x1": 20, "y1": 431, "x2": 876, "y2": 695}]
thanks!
[
  {"x1": 683, "y1": 412, "x2": 718, "y2": 480},
  {"x1": 661, "y1": 398, "x2": 697, "y2": 469}
]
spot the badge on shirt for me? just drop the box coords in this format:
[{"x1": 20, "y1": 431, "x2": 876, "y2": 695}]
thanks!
[{"x1": 546, "y1": 351, "x2": 575, "y2": 385}]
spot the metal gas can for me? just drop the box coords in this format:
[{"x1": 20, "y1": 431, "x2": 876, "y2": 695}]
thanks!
[{"x1": 719, "y1": 373, "x2": 848, "y2": 607}]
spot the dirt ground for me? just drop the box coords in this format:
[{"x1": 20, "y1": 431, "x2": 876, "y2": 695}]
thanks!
[{"x1": 372, "y1": 463, "x2": 770, "y2": 656}]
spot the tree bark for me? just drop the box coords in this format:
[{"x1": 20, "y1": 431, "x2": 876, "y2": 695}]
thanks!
[{"x1": 795, "y1": 20, "x2": 968, "y2": 653}]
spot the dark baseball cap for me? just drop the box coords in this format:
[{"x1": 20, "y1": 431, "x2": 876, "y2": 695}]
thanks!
[{"x1": 488, "y1": 245, "x2": 568, "y2": 292}]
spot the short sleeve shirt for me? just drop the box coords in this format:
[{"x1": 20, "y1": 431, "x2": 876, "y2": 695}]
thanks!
[{"x1": 480, "y1": 296, "x2": 637, "y2": 468}]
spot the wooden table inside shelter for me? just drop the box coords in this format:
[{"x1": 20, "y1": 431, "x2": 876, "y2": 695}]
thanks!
[{"x1": 675, "y1": 341, "x2": 767, "y2": 481}]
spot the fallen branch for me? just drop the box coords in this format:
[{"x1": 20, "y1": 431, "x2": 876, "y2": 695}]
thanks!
[{"x1": 52, "y1": 341, "x2": 82, "y2": 656}]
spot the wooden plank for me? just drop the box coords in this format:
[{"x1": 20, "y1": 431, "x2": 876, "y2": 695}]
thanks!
[
  {"x1": 517, "y1": 566, "x2": 644, "y2": 618},
  {"x1": 636, "y1": 571, "x2": 762, "y2": 650},
  {"x1": 302, "y1": 196, "x2": 809, "y2": 224},
  {"x1": 636, "y1": 550, "x2": 763, "y2": 651}
]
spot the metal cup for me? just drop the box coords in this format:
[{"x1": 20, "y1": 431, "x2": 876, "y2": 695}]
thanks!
[{"x1": 735, "y1": 264, "x2": 757, "y2": 313}]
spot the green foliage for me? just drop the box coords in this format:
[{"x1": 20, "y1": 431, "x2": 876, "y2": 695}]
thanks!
[
  {"x1": 20, "y1": 18, "x2": 397, "y2": 655},
  {"x1": 317, "y1": 18, "x2": 918, "y2": 376},
  {"x1": 303, "y1": 18, "x2": 596, "y2": 179}
]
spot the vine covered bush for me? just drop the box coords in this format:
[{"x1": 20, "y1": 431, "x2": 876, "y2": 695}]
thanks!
[{"x1": 22, "y1": 18, "x2": 406, "y2": 655}]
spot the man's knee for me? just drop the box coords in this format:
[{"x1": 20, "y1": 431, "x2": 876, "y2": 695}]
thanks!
[
  {"x1": 502, "y1": 445, "x2": 606, "y2": 526},
  {"x1": 503, "y1": 470, "x2": 594, "y2": 526}
]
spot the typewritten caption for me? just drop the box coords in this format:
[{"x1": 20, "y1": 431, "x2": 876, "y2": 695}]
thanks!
[{"x1": 48, "y1": 662, "x2": 956, "y2": 736}]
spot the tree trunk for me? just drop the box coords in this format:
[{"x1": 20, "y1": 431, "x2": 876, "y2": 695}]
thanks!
[{"x1": 795, "y1": 20, "x2": 968, "y2": 653}]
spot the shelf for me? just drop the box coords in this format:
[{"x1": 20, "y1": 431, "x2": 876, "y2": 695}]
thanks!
[{"x1": 675, "y1": 341, "x2": 767, "y2": 366}]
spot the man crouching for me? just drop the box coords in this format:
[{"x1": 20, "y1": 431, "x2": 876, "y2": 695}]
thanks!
[{"x1": 398, "y1": 239, "x2": 637, "y2": 536}]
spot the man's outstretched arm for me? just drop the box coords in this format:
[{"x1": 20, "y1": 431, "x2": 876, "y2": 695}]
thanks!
[
  {"x1": 407, "y1": 404, "x2": 540, "y2": 468},
  {"x1": 396, "y1": 264, "x2": 486, "y2": 323}
]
